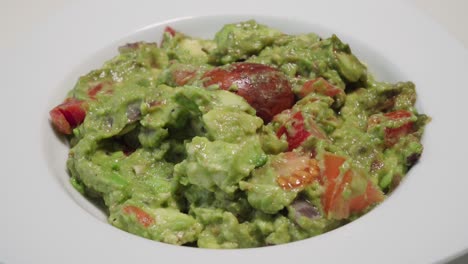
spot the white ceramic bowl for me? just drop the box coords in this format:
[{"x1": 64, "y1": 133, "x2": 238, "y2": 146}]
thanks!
[{"x1": 3, "y1": 1, "x2": 468, "y2": 263}]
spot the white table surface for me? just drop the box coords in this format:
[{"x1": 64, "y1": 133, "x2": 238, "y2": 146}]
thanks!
[{"x1": 2, "y1": 0, "x2": 467, "y2": 263}]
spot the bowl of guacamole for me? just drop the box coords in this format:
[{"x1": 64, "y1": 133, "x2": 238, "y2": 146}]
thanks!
[{"x1": 49, "y1": 20, "x2": 429, "y2": 248}]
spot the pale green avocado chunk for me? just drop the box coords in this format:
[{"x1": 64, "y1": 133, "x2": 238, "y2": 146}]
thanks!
[
  {"x1": 175, "y1": 136, "x2": 267, "y2": 194},
  {"x1": 239, "y1": 155, "x2": 299, "y2": 214},
  {"x1": 212, "y1": 20, "x2": 282, "y2": 64},
  {"x1": 57, "y1": 20, "x2": 429, "y2": 248},
  {"x1": 110, "y1": 201, "x2": 202, "y2": 245}
]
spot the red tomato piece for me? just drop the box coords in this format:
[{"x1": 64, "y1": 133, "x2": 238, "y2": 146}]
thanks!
[
  {"x1": 49, "y1": 108, "x2": 72, "y2": 135},
  {"x1": 348, "y1": 182, "x2": 384, "y2": 213},
  {"x1": 164, "y1": 26, "x2": 177, "y2": 37},
  {"x1": 299, "y1": 77, "x2": 343, "y2": 98},
  {"x1": 203, "y1": 63, "x2": 294, "y2": 123},
  {"x1": 276, "y1": 111, "x2": 327, "y2": 151},
  {"x1": 49, "y1": 98, "x2": 87, "y2": 135},
  {"x1": 123, "y1": 206, "x2": 155, "y2": 227},
  {"x1": 321, "y1": 153, "x2": 346, "y2": 213},
  {"x1": 160, "y1": 26, "x2": 178, "y2": 47},
  {"x1": 384, "y1": 110, "x2": 414, "y2": 147},
  {"x1": 327, "y1": 170, "x2": 353, "y2": 219},
  {"x1": 276, "y1": 112, "x2": 311, "y2": 151},
  {"x1": 321, "y1": 153, "x2": 384, "y2": 219},
  {"x1": 385, "y1": 123, "x2": 414, "y2": 146}
]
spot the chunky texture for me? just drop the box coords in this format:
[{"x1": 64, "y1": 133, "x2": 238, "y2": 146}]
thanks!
[{"x1": 50, "y1": 20, "x2": 429, "y2": 248}]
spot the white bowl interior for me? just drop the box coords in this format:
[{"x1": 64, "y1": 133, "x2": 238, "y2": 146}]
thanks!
[{"x1": 43, "y1": 15, "x2": 425, "y2": 236}]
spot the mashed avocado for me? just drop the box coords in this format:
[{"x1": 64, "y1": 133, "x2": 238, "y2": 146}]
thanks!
[{"x1": 50, "y1": 20, "x2": 429, "y2": 248}]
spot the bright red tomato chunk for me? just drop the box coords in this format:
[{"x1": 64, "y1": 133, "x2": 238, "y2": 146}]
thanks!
[
  {"x1": 384, "y1": 110, "x2": 414, "y2": 147},
  {"x1": 203, "y1": 62, "x2": 294, "y2": 123},
  {"x1": 276, "y1": 111, "x2": 327, "y2": 151},
  {"x1": 49, "y1": 98, "x2": 86, "y2": 135}
]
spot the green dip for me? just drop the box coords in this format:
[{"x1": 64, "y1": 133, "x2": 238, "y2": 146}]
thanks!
[{"x1": 50, "y1": 20, "x2": 429, "y2": 248}]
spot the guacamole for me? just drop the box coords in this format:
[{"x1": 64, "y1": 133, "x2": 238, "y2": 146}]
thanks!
[{"x1": 49, "y1": 20, "x2": 429, "y2": 248}]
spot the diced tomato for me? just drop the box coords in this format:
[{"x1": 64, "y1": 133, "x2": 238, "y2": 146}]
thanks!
[
  {"x1": 276, "y1": 111, "x2": 327, "y2": 151},
  {"x1": 330, "y1": 170, "x2": 381, "y2": 219},
  {"x1": 49, "y1": 108, "x2": 72, "y2": 135},
  {"x1": 384, "y1": 110, "x2": 414, "y2": 147},
  {"x1": 299, "y1": 77, "x2": 343, "y2": 98},
  {"x1": 322, "y1": 153, "x2": 346, "y2": 182},
  {"x1": 279, "y1": 112, "x2": 311, "y2": 151},
  {"x1": 87, "y1": 83, "x2": 103, "y2": 99},
  {"x1": 321, "y1": 153, "x2": 346, "y2": 213},
  {"x1": 326, "y1": 170, "x2": 353, "y2": 219},
  {"x1": 348, "y1": 182, "x2": 384, "y2": 213},
  {"x1": 321, "y1": 153, "x2": 384, "y2": 219},
  {"x1": 173, "y1": 69, "x2": 197, "y2": 86},
  {"x1": 385, "y1": 122, "x2": 414, "y2": 146},
  {"x1": 49, "y1": 98, "x2": 87, "y2": 134},
  {"x1": 60, "y1": 98, "x2": 86, "y2": 127},
  {"x1": 384, "y1": 110, "x2": 412, "y2": 120},
  {"x1": 203, "y1": 63, "x2": 294, "y2": 122},
  {"x1": 274, "y1": 152, "x2": 320, "y2": 190},
  {"x1": 164, "y1": 26, "x2": 177, "y2": 37},
  {"x1": 123, "y1": 205, "x2": 155, "y2": 227},
  {"x1": 160, "y1": 26, "x2": 178, "y2": 47}
]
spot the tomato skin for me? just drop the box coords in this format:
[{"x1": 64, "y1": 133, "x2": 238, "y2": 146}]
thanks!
[
  {"x1": 49, "y1": 98, "x2": 86, "y2": 135},
  {"x1": 322, "y1": 153, "x2": 346, "y2": 183},
  {"x1": 203, "y1": 63, "x2": 294, "y2": 123},
  {"x1": 276, "y1": 112, "x2": 310, "y2": 151},
  {"x1": 368, "y1": 110, "x2": 415, "y2": 147},
  {"x1": 87, "y1": 83, "x2": 103, "y2": 99},
  {"x1": 348, "y1": 182, "x2": 384, "y2": 213},
  {"x1": 123, "y1": 206, "x2": 155, "y2": 227},
  {"x1": 321, "y1": 153, "x2": 384, "y2": 219},
  {"x1": 160, "y1": 26, "x2": 178, "y2": 47},
  {"x1": 299, "y1": 77, "x2": 343, "y2": 98},
  {"x1": 321, "y1": 153, "x2": 346, "y2": 214},
  {"x1": 49, "y1": 108, "x2": 72, "y2": 135},
  {"x1": 173, "y1": 69, "x2": 197, "y2": 86},
  {"x1": 384, "y1": 110, "x2": 414, "y2": 147},
  {"x1": 385, "y1": 122, "x2": 414, "y2": 146},
  {"x1": 164, "y1": 26, "x2": 177, "y2": 37},
  {"x1": 58, "y1": 98, "x2": 86, "y2": 127},
  {"x1": 276, "y1": 111, "x2": 327, "y2": 151},
  {"x1": 384, "y1": 110, "x2": 411, "y2": 119}
]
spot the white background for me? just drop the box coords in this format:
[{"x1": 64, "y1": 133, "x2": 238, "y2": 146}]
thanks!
[{"x1": 2, "y1": 0, "x2": 468, "y2": 49}]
